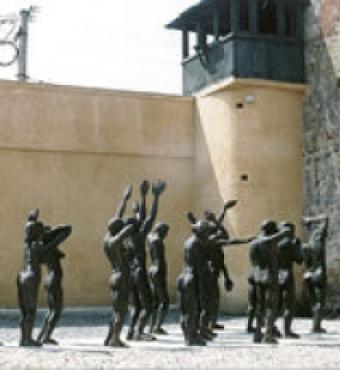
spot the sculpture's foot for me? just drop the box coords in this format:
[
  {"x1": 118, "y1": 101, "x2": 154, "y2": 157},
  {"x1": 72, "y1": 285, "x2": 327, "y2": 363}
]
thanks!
[
  {"x1": 273, "y1": 326, "x2": 282, "y2": 338},
  {"x1": 42, "y1": 338, "x2": 59, "y2": 345},
  {"x1": 212, "y1": 323, "x2": 224, "y2": 330},
  {"x1": 247, "y1": 326, "x2": 256, "y2": 334},
  {"x1": 253, "y1": 332, "x2": 262, "y2": 343},
  {"x1": 312, "y1": 327, "x2": 327, "y2": 334},
  {"x1": 263, "y1": 336, "x2": 279, "y2": 344},
  {"x1": 134, "y1": 333, "x2": 156, "y2": 341},
  {"x1": 108, "y1": 339, "x2": 128, "y2": 348},
  {"x1": 206, "y1": 328, "x2": 217, "y2": 337},
  {"x1": 200, "y1": 329, "x2": 215, "y2": 341},
  {"x1": 284, "y1": 331, "x2": 300, "y2": 339},
  {"x1": 186, "y1": 336, "x2": 206, "y2": 346},
  {"x1": 153, "y1": 327, "x2": 168, "y2": 335},
  {"x1": 126, "y1": 331, "x2": 134, "y2": 340},
  {"x1": 20, "y1": 338, "x2": 42, "y2": 347}
]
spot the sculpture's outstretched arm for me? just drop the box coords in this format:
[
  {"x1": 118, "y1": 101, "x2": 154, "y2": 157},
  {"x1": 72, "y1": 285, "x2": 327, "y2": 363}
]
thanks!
[
  {"x1": 115, "y1": 185, "x2": 133, "y2": 219},
  {"x1": 142, "y1": 180, "x2": 166, "y2": 236},
  {"x1": 217, "y1": 200, "x2": 237, "y2": 224},
  {"x1": 139, "y1": 180, "x2": 150, "y2": 222},
  {"x1": 187, "y1": 212, "x2": 197, "y2": 225}
]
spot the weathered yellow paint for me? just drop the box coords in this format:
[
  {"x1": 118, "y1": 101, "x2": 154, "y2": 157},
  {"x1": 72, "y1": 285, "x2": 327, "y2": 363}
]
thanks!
[{"x1": 0, "y1": 78, "x2": 304, "y2": 313}]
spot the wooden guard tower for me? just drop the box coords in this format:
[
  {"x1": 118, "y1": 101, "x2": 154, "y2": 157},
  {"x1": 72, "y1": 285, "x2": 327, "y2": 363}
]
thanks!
[{"x1": 167, "y1": 0, "x2": 307, "y2": 95}]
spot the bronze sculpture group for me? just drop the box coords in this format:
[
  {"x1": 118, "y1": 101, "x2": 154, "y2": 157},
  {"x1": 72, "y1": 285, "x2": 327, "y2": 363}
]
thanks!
[
  {"x1": 15, "y1": 183, "x2": 329, "y2": 348},
  {"x1": 17, "y1": 209, "x2": 71, "y2": 346}
]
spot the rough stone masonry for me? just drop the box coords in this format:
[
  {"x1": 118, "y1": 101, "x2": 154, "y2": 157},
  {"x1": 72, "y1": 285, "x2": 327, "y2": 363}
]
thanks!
[{"x1": 303, "y1": 0, "x2": 340, "y2": 311}]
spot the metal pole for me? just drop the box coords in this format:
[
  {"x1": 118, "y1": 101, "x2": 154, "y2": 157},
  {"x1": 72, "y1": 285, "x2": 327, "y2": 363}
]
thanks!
[{"x1": 17, "y1": 8, "x2": 30, "y2": 82}]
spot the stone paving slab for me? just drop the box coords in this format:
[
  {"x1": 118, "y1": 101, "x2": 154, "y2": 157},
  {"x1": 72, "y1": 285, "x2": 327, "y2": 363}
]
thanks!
[{"x1": 1, "y1": 310, "x2": 340, "y2": 369}]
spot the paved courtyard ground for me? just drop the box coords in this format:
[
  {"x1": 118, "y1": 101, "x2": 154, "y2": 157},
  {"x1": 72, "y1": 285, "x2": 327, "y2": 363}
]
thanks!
[{"x1": 1, "y1": 308, "x2": 340, "y2": 369}]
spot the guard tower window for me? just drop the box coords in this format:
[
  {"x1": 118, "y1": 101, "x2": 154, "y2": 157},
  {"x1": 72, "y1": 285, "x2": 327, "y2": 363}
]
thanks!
[
  {"x1": 258, "y1": 0, "x2": 277, "y2": 35},
  {"x1": 239, "y1": 0, "x2": 249, "y2": 32}
]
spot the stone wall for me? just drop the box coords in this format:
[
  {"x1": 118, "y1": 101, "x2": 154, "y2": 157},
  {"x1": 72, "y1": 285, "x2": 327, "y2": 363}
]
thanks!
[{"x1": 303, "y1": 0, "x2": 340, "y2": 311}]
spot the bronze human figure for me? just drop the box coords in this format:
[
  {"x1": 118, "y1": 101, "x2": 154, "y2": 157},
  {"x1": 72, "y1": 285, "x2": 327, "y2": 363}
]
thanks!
[
  {"x1": 276, "y1": 222, "x2": 303, "y2": 338},
  {"x1": 302, "y1": 214, "x2": 328, "y2": 333},
  {"x1": 177, "y1": 217, "x2": 217, "y2": 346},
  {"x1": 203, "y1": 200, "x2": 248, "y2": 330},
  {"x1": 148, "y1": 222, "x2": 170, "y2": 335},
  {"x1": 37, "y1": 224, "x2": 72, "y2": 345},
  {"x1": 250, "y1": 220, "x2": 289, "y2": 344},
  {"x1": 103, "y1": 216, "x2": 135, "y2": 347},
  {"x1": 17, "y1": 209, "x2": 46, "y2": 346},
  {"x1": 124, "y1": 180, "x2": 166, "y2": 341}
]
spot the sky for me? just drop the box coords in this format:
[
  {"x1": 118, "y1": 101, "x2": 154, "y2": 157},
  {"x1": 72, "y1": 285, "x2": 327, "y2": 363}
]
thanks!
[{"x1": 0, "y1": 0, "x2": 197, "y2": 94}]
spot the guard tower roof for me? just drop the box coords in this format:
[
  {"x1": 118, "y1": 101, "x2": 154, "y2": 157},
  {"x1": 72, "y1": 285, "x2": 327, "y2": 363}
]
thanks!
[{"x1": 166, "y1": 0, "x2": 308, "y2": 35}]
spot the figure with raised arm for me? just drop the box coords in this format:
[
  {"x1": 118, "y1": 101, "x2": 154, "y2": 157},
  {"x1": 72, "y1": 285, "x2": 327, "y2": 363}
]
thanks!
[
  {"x1": 126, "y1": 180, "x2": 167, "y2": 341},
  {"x1": 250, "y1": 220, "x2": 289, "y2": 344},
  {"x1": 103, "y1": 215, "x2": 136, "y2": 347},
  {"x1": 203, "y1": 200, "x2": 237, "y2": 330},
  {"x1": 302, "y1": 214, "x2": 328, "y2": 333},
  {"x1": 37, "y1": 224, "x2": 72, "y2": 345},
  {"x1": 148, "y1": 222, "x2": 170, "y2": 335}
]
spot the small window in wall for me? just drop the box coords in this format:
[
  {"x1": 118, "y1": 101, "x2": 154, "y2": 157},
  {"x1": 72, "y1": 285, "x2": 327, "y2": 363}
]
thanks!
[
  {"x1": 285, "y1": 1, "x2": 296, "y2": 37},
  {"x1": 258, "y1": 0, "x2": 277, "y2": 35},
  {"x1": 239, "y1": 0, "x2": 249, "y2": 32}
]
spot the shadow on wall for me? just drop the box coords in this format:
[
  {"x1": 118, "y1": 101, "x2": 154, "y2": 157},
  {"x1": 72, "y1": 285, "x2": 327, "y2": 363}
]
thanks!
[
  {"x1": 194, "y1": 99, "x2": 251, "y2": 315},
  {"x1": 303, "y1": 0, "x2": 340, "y2": 315}
]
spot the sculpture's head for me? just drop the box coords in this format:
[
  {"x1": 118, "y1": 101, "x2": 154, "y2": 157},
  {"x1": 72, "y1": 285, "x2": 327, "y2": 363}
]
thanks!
[
  {"x1": 192, "y1": 219, "x2": 215, "y2": 240},
  {"x1": 107, "y1": 218, "x2": 124, "y2": 235},
  {"x1": 125, "y1": 216, "x2": 139, "y2": 231},
  {"x1": 204, "y1": 209, "x2": 216, "y2": 222},
  {"x1": 155, "y1": 222, "x2": 169, "y2": 239},
  {"x1": 279, "y1": 221, "x2": 295, "y2": 235},
  {"x1": 27, "y1": 208, "x2": 39, "y2": 221},
  {"x1": 261, "y1": 219, "x2": 278, "y2": 235},
  {"x1": 132, "y1": 201, "x2": 140, "y2": 216}
]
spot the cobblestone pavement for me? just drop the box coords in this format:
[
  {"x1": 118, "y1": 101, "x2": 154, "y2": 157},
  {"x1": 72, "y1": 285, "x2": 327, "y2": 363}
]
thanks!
[{"x1": 1, "y1": 309, "x2": 340, "y2": 369}]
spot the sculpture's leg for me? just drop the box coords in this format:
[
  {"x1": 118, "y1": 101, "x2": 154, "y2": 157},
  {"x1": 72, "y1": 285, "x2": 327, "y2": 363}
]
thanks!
[
  {"x1": 149, "y1": 275, "x2": 158, "y2": 334},
  {"x1": 312, "y1": 285, "x2": 327, "y2": 333},
  {"x1": 108, "y1": 305, "x2": 128, "y2": 347},
  {"x1": 211, "y1": 275, "x2": 222, "y2": 329},
  {"x1": 177, "y1": 274, "x2": 188, "y2": 341},
  {"x1": 186, "y1": 280, "x2": 205, "y2": 346},
  {"x1": 254, "y1": 285, "x2": 264, "y2": 343},
  {"x1": 154, "y1": 279, "x2": 169, "y2": 334},
  {"x1": 199, "y1": 274, "x2": 216, "y2": 341},
  {"x1": 127, "y1": 285, "x2": 141, "y2": 340},
  {"x1": 17, "y1": 275, "x2": 41, "y2": 347},
  {"x1": 247, "y1": 282, "x2": 256, "y2": 333},
  {"x1": 264, "y1": 284, "x2": 279, "y2": 344},
  {"x1": 273, "y1": 287, "x2": 283, "y2": 338},
  {"x1": 104, "y1": 318, "x2": 113, "y2": 346},
  {"x1": 284, "y1": 280, "x2": 299, "y2": 338},
  {"x1": 38, "y1": 286, "x2": 63, "y2": 345},
  {"x1": 134, "y1": 275, "x2": 155, "y2": 341},
  {"x1": 43, "y1": 300, "x2": 62, "y2": 344}
]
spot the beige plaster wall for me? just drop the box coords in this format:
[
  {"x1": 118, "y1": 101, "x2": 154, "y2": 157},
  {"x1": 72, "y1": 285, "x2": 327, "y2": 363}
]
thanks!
[
  {"x1": 0, "y1": 81, "x2": 194, "y2": 307},
  {"x1": 195, "y1": 78, "x2": 305, "y2": 314},
  {"x1": 0, "y1": 78, "x2": 304, "y2": 312}
]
